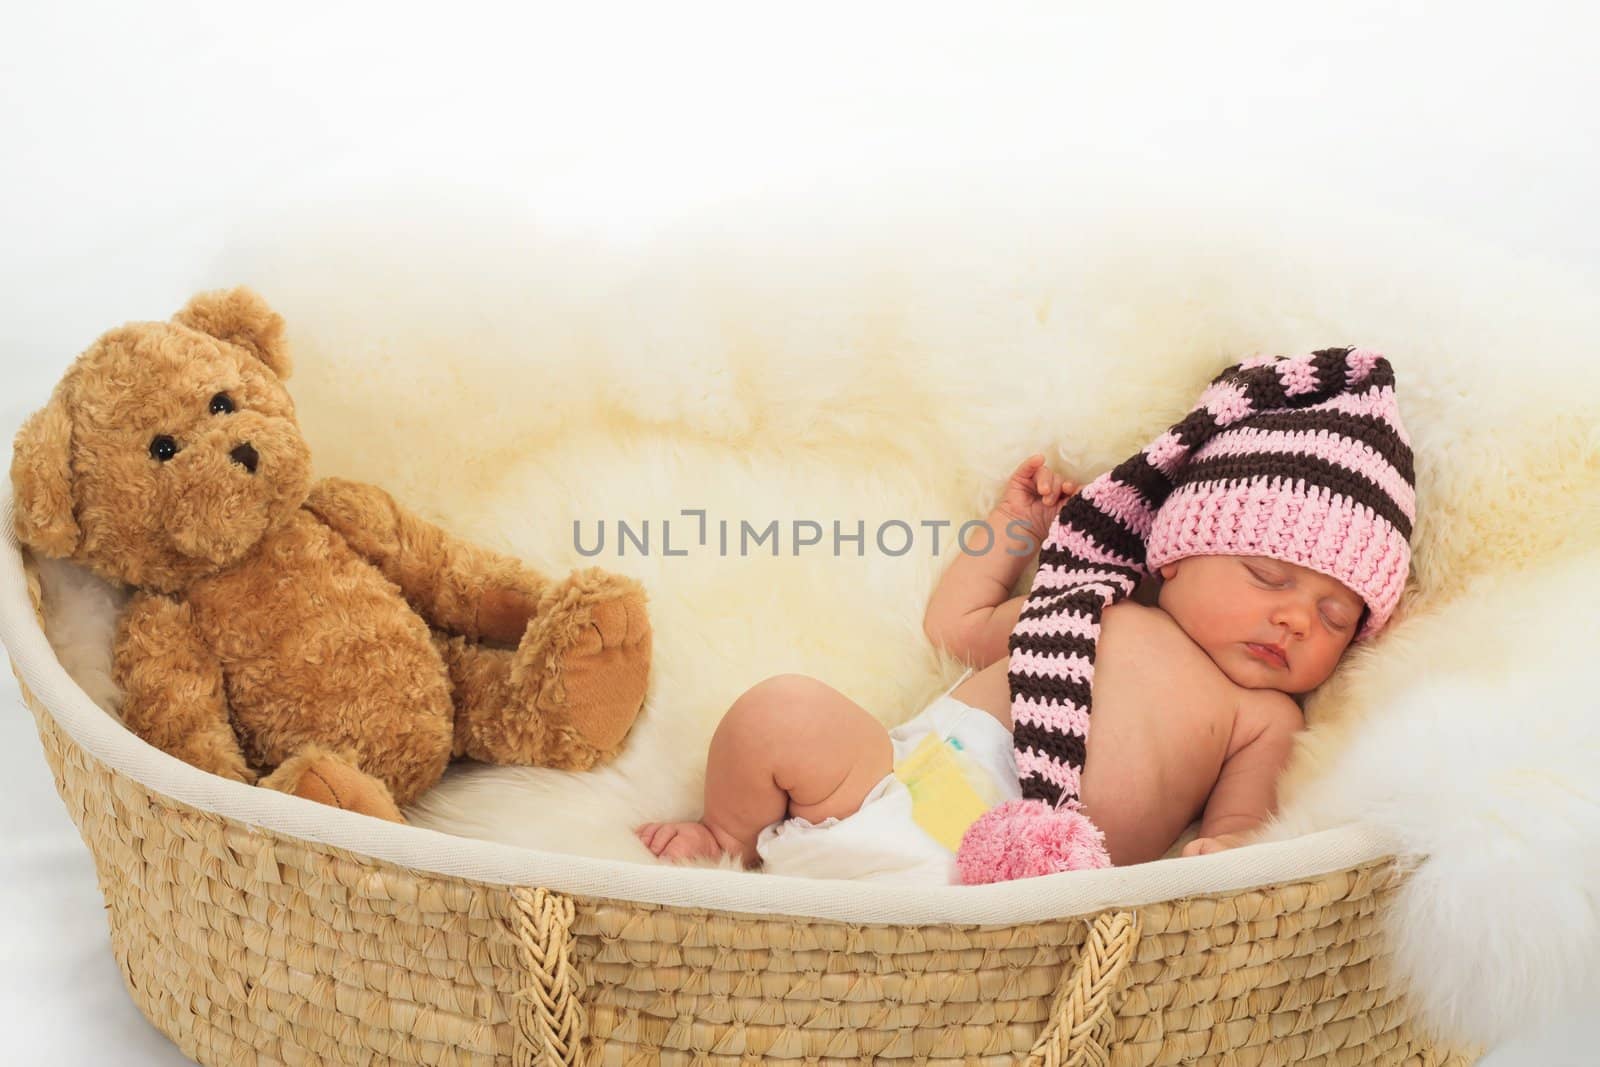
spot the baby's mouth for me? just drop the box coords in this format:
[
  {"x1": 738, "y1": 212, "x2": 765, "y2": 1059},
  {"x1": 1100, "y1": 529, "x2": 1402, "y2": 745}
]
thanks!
[{"x1": 1245, "y1": 643, "x2": 1287, "y2": 668}]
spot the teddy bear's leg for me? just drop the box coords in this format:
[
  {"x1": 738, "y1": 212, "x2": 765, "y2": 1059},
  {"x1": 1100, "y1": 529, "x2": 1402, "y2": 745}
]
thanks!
[
  {"x1": 433, "y1": 572, "x2": 650, "y2": 770},
  {"x1": 259, "y1": 745, "x2": 406, "y2": 822},
  {"x1": 516, "y1": 568, "x2": 651, "y2": 752},
  {"x1": 435, "y1": 632, "x2": 603, "y2": 769}
]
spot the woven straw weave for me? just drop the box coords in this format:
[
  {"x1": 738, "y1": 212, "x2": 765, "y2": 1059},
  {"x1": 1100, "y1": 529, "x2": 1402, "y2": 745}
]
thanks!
[{"x1": 11, "y1": 555, "x2": 1476, "y2": 1066}]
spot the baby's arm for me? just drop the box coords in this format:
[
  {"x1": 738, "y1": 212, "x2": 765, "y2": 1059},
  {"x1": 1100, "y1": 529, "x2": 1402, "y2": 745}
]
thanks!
[
  {"x1": 1183, "y1": 693, "x2": 1304, "y2": 855},
  {"x1": 923, "y1": 455, "x2": 1076, "y2": 668}
]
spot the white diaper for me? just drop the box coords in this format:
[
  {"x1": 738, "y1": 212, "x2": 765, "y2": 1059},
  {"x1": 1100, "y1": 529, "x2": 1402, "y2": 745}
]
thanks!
[{"x1": 754, "y1": 670, "x2": 1022, "y2": 885}]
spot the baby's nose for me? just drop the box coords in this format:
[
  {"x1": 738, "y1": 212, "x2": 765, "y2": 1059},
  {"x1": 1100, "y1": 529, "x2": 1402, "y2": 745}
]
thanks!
[{"x1": 229, "y1": 442, "x2": 259, "y2": 474}]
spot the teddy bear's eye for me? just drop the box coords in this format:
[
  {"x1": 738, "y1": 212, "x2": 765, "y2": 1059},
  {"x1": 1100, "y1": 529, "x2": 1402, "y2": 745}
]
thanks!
[
  {"x1": 149, "y1": 435, "x2": 179, "y2": 462},
  {"x1": 209, "y1": 392, "x2": 235, "y2": 415}
]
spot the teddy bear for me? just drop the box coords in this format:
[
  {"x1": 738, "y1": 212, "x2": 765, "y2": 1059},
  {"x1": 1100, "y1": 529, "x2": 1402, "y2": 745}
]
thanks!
[{"x1": 9, "y1": 286, "x2": 653, "y2": 822}]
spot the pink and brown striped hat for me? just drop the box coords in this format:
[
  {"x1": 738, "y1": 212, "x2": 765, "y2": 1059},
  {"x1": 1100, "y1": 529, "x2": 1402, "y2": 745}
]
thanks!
[
  {"x1": 956, "y1": 347, "x2": 1415, "y2": 883},
  {"x1": 1143, "y1": 347, "x2": 1414, "y2": 639}
]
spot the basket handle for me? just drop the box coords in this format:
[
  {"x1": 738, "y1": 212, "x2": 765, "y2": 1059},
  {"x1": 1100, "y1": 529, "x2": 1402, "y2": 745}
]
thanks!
[
  {"x1": 509, "y1": 887, "x2": 588, "y2": 1066},
  {"x1": 1027, "y1": 908, "x2": 1143, "y2": 1067}
]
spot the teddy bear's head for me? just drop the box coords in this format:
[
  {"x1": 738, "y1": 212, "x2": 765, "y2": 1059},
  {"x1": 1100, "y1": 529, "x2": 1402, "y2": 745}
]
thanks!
[{"x1": 10, "y1": 287, "x2": 314, "y2": 592}]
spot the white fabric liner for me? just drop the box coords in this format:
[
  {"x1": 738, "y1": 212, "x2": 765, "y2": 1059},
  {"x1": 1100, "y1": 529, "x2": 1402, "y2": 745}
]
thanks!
[{"x1": 0, "y1": 489, "x2": 1397, "y2": 926}]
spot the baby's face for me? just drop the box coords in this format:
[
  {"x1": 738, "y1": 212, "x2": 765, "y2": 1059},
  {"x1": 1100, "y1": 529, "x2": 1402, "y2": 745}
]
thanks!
[{"x1": 1155, "y1": 554, "x2": 1365, "y2": 696}]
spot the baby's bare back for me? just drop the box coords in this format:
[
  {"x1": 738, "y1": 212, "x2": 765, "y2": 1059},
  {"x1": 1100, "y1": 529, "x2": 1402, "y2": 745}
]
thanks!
[{"x1": 949, "y1": 599, "x2": 1249, "y2": 865}]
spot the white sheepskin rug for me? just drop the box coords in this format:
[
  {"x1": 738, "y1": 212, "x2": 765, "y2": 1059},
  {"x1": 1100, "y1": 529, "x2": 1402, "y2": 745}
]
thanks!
[{"x1": 29, "y1": 165, "x2": 1600, "y2": 1051}]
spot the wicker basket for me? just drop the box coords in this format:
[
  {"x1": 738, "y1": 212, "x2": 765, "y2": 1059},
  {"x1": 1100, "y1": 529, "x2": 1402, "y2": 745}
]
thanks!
[{"x1": 1, "y1": 496, "x2": 1475, "y2": 1067}]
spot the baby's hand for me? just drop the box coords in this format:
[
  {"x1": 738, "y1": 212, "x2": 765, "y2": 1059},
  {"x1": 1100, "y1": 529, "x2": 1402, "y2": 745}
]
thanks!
[
  {"x1": 998, "y1": 454, "x2": 1079, "y2": 544},
  {"x1": 1182, "y1": 832, "x2": 1256, "y2": 857}
]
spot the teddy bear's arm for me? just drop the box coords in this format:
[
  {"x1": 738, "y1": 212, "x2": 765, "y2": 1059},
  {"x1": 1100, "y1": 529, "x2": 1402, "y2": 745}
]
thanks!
[
  {"x1": 304, "y1": 476, "x2": 547, "y2": 644},
  {"x1": 113, "y1": 593, "x2": 257, "y2": 784}
]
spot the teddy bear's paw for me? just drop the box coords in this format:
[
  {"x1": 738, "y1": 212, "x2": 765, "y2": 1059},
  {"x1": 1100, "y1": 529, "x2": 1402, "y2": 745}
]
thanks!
[
  {"x1": 544, "y1": 589, "x2": 652, "y2": 755},
  {"x1": 260, "y1": 748, "x2": 406, "y2": 823},
  {"x1": 509, "y1": 573, "x2": 652, "y2": 763}
]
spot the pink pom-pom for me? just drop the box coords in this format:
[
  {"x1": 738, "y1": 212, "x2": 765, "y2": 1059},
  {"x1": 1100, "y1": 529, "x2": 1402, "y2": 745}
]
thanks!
[{"x1": 955, "y1": 798, "x2": 1111, "y2": 884}]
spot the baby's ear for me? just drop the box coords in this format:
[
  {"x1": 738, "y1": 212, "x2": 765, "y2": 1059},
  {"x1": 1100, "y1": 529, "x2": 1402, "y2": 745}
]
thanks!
[
  {"x1": 10, "y1": 393, "x2": 81, "y2": 558},
  {"x1": 172, "y1": 286, "x2": 293, "y2": 379}
]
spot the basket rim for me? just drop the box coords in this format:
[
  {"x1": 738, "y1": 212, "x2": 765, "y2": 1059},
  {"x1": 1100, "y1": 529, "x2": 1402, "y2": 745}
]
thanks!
[{"x1": 0, "y1": 480, "x2": 1399, "y2": 925}]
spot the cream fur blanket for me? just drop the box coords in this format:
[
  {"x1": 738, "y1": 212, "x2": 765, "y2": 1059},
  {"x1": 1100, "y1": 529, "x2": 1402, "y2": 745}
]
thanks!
[{"x1": 33, "y1": 168, "x2": 1600, "y2": 1050}]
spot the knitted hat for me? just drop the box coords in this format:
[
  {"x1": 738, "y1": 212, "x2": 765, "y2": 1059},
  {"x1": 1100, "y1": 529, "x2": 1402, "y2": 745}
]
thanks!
[{"x1": 956, "y1": 347, "x2": 1415, "y2": 884}]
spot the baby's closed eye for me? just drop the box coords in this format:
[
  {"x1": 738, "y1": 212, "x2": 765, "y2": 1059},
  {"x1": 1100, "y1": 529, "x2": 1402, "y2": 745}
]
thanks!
[{"x1": 1244, "y1": 563, "x2": 1358, "y2": 631}]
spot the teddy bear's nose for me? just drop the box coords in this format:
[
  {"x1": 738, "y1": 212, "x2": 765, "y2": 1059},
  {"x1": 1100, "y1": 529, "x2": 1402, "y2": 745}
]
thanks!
[{"x1": 229, "y1": 442, "x2": 259, "y2": 474}]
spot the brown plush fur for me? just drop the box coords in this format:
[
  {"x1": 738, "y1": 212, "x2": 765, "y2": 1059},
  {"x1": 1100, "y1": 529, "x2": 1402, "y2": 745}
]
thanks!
[{"x1": 10, "y1": 287, "x2": 653, "y2": 817}]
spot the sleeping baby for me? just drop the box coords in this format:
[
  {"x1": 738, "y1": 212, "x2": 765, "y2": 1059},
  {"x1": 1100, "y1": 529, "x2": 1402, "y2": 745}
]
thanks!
[{"x1": 638, "y1": 348, "x2": 1414, "y2": 883}]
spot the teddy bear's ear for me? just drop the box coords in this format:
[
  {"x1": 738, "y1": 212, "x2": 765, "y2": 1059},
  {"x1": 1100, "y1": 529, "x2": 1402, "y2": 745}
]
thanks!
[
  {"x1": 10, "y1": 395, "x2": 81, "y2": 558},
  {"x1": 172, "y1": 286, "x2": 293, "y2": 379}
]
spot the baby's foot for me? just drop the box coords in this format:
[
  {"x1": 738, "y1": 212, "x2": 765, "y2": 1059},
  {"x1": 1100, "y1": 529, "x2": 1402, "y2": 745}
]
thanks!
[{"x1": 635, "y1": 820, "x2": 732, "y2": 863}]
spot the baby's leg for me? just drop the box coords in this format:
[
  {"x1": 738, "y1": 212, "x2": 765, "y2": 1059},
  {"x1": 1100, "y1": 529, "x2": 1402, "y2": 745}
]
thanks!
[{"x1": 636, "y1": 674, "x2": 894, "y2": 867}]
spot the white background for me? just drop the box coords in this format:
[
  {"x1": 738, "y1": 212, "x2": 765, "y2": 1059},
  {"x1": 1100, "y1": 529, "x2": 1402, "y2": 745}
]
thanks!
[{"x1": 2, "y1": 3, "x2": 1595, "y2": 1063}]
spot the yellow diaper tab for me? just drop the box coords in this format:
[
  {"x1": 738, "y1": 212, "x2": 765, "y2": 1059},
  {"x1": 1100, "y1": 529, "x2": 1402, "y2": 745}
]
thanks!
[{"x1": 892, "y1": 733, "x2": 1005, "y2": 851}]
